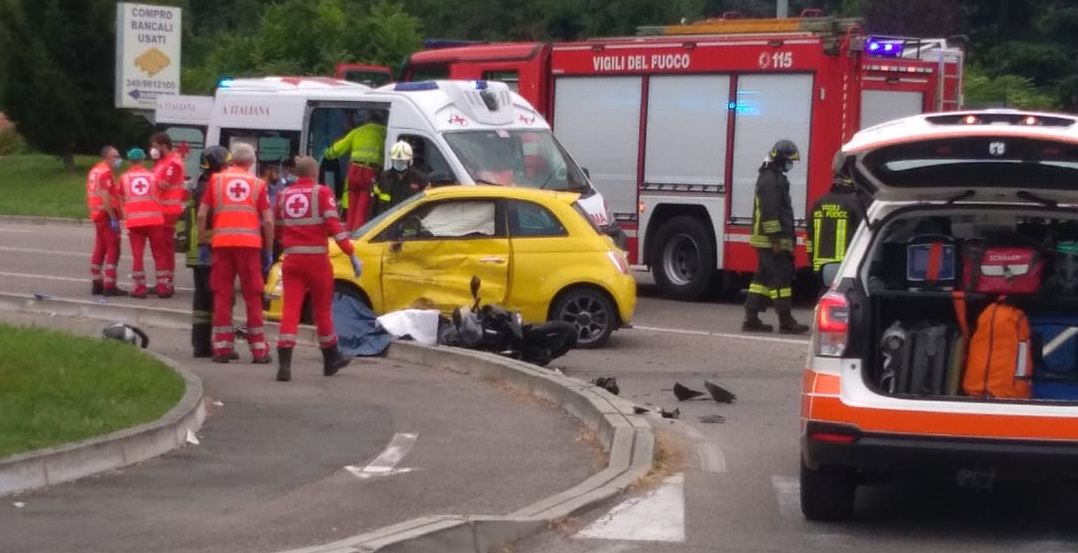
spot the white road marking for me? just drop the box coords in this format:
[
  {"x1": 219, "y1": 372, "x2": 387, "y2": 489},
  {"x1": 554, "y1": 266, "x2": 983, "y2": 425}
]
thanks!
[
  {"x1": 771, "y1": 475, "x2": 801, "y2": 519},
  {"x1": 0, "y1": 271, "x2": 195, "y2": 292},
  {"x1": 0, "y1": 228, "x2": 31, "y2": 234},
  {"x1": 344, "y1": 432, "x2": 418, "y2": 479},
  {"x1": 630, "y1": 324, "x2": 809, "y2": 345},
  {"x1": 0, "y1": 245, "x2": 89, "y2": 256},
  {"x1": 576, "y1": 472, "x2": 685, "y2": 542}
]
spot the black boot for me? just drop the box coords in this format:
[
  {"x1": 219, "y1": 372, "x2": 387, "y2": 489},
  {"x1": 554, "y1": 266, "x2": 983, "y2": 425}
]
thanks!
[
  {"x1": 276, "y1": 348, "x2": 292, "y2": 382},
  {"x1": 775, "y1": 298, "x2": 810, "y2": 335},
  {"x1": 92, "y1": 281, "x2": 104, "y2": 295},
  {"x1": 321, "y1": 345, "x2": 351, "y2": 376},
  {"x1": 742, "y1": 293, "x2": 774, "y2": 333},
  {"x1": 192, "y1": 323, "x2": 213, "y2": 358}
]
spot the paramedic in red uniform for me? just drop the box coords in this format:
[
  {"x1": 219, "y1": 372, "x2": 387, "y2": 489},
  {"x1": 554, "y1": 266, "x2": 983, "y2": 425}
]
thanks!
[
  {"x1": 196, "y1": 142, "x2": 275, "y2": 364},
  {"x1": 119, "y1": 148, "x2": 170, "y2": 299},
  {"x1": 272, "y1": 156, "x2": 360, "y2": 382},
  {"x1": 88, "y1": 145, "x2": 127, "y2": 296},
  {"x1": 151, "y1": 132, "x2": 185, "y2": 297}
]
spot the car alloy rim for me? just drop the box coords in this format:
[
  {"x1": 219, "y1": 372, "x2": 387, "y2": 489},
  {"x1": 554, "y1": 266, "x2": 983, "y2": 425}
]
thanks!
[{"x1": 560, "y1": 295, "x2": 609, "y2": 345}]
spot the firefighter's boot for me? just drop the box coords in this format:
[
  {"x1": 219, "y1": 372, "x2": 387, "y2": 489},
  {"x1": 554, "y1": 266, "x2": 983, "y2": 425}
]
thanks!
[
  {"x1": 775, "y1": 298, "x2": 810, "y2": 335},
  {"x1": 742, "y1": 293, "x2": 774, "y2": 333},
  {"x1": 321, "y1": 345, "x2": 351, "y2": 376},
  {"x1": 276, "y1": 347, "x2": 292, "y2": 382},
  {"x1": 192, "y1": 323, "x2": 213, "y2": 358}
]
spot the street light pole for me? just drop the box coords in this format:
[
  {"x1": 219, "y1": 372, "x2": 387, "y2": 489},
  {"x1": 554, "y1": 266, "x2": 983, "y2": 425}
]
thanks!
[{"x1": 777, "y1": 0, "x2": 789, "y2": 18}]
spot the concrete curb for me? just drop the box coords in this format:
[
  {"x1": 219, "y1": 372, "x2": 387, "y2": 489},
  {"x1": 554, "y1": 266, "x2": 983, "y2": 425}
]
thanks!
[
  {"x1": 0, "y1": 292, "x2": 656, "y2": 552},
  {"x1": 0, "y1": 214, "x2": 90, "y2": 227},
  {"x1": 0, "y1": 331, "x2": 207, "y2": 497}
]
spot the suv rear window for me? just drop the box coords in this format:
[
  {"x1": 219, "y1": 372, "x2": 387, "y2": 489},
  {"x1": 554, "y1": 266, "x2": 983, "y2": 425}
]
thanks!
[{"x1": 860, "y1": 136, "x2": 1078, "y2": 190}]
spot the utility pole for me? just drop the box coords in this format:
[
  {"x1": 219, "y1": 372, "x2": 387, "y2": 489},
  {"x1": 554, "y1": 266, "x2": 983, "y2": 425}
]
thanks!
[{"x1": 777, "y1": 0, "x2": 789, "y2": 18}]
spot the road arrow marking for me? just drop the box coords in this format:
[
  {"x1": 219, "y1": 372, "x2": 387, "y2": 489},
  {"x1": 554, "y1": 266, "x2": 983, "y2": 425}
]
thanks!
[
  {"x1": 344, "y1": 432, "x2": 418, "y2": 479},
  {"x1": 575, "y1": 472, "x2": 685, "y2": 542}
]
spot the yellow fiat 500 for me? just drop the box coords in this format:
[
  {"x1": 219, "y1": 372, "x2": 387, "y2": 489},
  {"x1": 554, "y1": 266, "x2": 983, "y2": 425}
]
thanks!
[{"x1": 264, "y1": 185, "x2": 635, "y2": 348}]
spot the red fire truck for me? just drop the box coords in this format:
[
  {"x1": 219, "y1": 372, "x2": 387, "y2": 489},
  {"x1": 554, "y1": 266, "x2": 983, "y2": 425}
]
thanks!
[{"x1": 343, "y1": 14, "x2": 965, "y2": 301}]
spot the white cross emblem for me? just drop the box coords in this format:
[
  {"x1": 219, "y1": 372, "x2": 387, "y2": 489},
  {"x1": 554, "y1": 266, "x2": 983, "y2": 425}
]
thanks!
[
  {"x1": 226, "y1": 179, "x2": 251, "y2": 202},
  {"x1": 131, "y1": 177, "x2": 150, "y2": 196},
  {"x1": 284, "y1": 193, "x2": 310, "y2": 219}
]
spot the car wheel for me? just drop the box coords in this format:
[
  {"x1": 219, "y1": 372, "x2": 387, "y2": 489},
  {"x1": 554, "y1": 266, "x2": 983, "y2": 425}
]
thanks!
[
  {"x1": 650, "y1": 216, "x2": 715, "y2": 302},
  {"x1": 552, "y1": 288, "x2": 616, "y2": 349},
  {"x1": 800, "y1": 459, "x2": 857, "y2": 522},
  {"x1": 332, "y1": 282, "x2": 370, "y2": 307}
]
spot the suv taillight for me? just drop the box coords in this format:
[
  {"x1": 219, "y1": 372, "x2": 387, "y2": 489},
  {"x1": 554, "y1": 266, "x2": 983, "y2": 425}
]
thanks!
[{"x1": 814, "y1": 291, "x2": 849, "y2": 357}]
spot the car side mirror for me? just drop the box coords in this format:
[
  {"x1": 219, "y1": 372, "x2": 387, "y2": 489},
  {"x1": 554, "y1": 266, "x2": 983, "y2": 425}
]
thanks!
[
  {"x1": 582, "y1": 167, "x2": 591, "y2": 179},
  {"x1": 820, "y1": 262, "x2": 841, "y2": 288}
]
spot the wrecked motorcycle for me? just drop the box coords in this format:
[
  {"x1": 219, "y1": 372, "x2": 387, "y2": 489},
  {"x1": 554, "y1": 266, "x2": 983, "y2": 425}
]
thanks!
[{"x1": 440, "y1": 276, "x2": 577, "y2": 367}]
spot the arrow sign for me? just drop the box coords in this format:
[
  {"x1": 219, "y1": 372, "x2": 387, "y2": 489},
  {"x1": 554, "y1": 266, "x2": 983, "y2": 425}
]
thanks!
[{"x1": 128, "y1": 89, "x2": 142, "y2": 100}]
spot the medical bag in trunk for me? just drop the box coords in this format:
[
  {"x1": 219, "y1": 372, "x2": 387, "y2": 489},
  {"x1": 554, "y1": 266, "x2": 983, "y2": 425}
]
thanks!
[
  {"x1": 1030, "y1": 315, "x2": 1078, "y2": 400},
  {"x1": 892, "y1": 322, "x2": 964, "y2": 397},
  {"x1": 962, "y1": 239, "x2": 1044, "y2": 295}
]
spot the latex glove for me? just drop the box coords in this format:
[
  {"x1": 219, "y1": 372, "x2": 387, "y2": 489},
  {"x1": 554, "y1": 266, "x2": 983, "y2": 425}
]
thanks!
[
  {"x1": 349, "y1": 254, "x2": 363, "y2": 278},
  {"x1": 110, "y1": 219, "x2": 120, "y2": 233},
  {"x1": 198, "y1": 245, "x2": 211, "y2": 265},
  {"x1": 262, "y1": 250, "x2": 273, "y2": 276}
]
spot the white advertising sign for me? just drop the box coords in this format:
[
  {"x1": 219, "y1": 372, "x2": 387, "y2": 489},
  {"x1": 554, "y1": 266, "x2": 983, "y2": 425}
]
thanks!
[{"x1": 115, "y1": 2, "x2": 182, "y2": 110}]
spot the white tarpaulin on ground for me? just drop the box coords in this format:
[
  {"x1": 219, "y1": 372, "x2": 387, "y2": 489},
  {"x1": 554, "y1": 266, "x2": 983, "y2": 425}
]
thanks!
[{"x1": 376, "y1": 309, "x2": 442, "y2": 345}]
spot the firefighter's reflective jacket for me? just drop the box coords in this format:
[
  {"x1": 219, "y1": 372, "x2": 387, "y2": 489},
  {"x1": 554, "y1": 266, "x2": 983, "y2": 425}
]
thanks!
[
  {"x1": 806, "y1": 177, "x2": 867, "y2": 271},
  {"x1": 748, "y1": 164, "x2": 795, "y2": 251},
  {"x1": 184, "y1": 171, "x2": 214, "y2": 268}
]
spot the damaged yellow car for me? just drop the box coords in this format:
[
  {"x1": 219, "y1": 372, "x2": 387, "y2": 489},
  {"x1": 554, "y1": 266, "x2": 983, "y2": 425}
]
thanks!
[{"x1": 263, "y1": 185, "x2": 635, "y2": 348}]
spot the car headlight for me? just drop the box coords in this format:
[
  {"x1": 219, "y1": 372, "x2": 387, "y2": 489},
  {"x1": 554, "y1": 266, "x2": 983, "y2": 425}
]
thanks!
[{"x1": 271, "y1": 265, "x2": 283, "y2": 297}]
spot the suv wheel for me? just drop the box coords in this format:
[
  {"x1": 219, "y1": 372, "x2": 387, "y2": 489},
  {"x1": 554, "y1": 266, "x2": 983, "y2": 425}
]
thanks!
[{"x1": 800, "y1": 459, "x2": 856, "y2": 521}]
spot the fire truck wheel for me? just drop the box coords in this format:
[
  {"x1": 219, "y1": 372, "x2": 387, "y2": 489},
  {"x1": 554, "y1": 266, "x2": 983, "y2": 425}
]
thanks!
[{"x1": 650, "y1": 216, "x2": 715, "y2": 302}]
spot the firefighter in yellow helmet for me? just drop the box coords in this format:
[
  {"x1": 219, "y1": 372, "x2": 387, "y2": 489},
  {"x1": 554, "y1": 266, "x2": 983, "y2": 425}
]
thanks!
[
  {"x1": 743, "y1": 139, "x2": 809, "y2": 335},
  {"x1": 371, "y1": 140, "x2": 429, "y2": 218}
]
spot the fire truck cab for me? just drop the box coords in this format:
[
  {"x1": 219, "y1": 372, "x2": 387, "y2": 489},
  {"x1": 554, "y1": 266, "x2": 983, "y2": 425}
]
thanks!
[{"x1": 399, "y1": 14, "x2": 965, "y2": 301}]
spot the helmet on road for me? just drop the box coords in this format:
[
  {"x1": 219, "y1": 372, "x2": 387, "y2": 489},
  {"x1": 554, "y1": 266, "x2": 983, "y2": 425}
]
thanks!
[
  {"x1": 200, "y1": 145, "x2": 231, "y2": 173},
  {"x1": 768, "y1": 139, "x2": 800, "y2": 164},
  {"x1": 389, "y1": 140, "x2": 413, "y2": 161}
]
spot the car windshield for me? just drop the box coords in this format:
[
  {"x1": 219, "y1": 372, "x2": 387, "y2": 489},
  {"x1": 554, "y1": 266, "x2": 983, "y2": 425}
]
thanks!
[
  {"x1": 350, "y1": 192, "x2": 425, "y2": 239},
  {"x1": 443, "y1": 129, "x2": 591, "y2": 193}
]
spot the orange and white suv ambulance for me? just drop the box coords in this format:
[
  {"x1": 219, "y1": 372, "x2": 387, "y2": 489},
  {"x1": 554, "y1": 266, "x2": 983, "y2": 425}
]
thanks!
[{"x1": 800, "y1": 109, "x2": 1078, "y2": 521}]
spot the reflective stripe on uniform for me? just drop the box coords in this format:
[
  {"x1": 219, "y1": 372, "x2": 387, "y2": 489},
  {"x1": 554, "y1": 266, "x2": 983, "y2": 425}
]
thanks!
[
  {"x1": 278, "y1": 334, "x2": 298, "y2": 343},
  {"x1": 333, "y1": 232, "x2": 349, "y2": 242},
  {"x1": 213, "y1": 326, "x2": 233, "y2": 334},
  {"x1": 192, "y1": 310, "x2": 212, "y2": 323},
  {"x1": 372, "y1": 184, "x2": 391, "y2": 202},
  {"x1": 317, "y1": 335, "x2": 336, "y2": 344},
  {"x1": 214, "y1": 340, "x2": 234, "y2": 349},
  {"x1": 284, "y1": 245, "x2": 328, "y2": 254}
]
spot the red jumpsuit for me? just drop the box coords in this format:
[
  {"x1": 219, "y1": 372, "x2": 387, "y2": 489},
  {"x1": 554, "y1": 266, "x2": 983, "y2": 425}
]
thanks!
[
  {"x1": 154, "y1": 151, "x2": 186, "y2": 295},
  {"x1": 201, "y1": 167, "x2": 272, "y2": 361},
  {"x1": 87, "y1": 161, "x2": 122, "y2": 292},
  {"x1": 274, "y1": 178, "x2": 355, "y2": 349},
  {"x1": 119, "y1": 166, "x2": 169, "y2": 297}
]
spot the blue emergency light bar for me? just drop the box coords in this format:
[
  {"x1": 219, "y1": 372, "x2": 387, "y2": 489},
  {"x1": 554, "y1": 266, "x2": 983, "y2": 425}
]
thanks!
[
  {"x1": 471, "y1": 80, "x2": 489, "y2": 90},
  {"x1": 218, "y1": 78, "x2": 235, "y2": 88},
  {"x1": 865, "y1": 37, "x2": 904, "y2": 57},
  {"x1": 394, "y1": 81, "x2": 440, "y2": 91}
]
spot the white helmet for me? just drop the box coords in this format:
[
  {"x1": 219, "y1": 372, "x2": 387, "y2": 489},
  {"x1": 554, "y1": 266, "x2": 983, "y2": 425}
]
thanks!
[{"x1": 389, "y1": 140, "x2": 413, "y2": 162}]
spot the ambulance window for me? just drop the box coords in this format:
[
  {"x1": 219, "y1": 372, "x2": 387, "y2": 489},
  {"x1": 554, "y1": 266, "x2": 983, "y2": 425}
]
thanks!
[
  {"x1": 218, "y1": 129, "x2": 299, "y2": 175},
  {"x1": 397, "y1": 134, "x2": 456, "y2": 184},
  {"x1": 159, "y1": 126, "x2": 204, "y2": 183},
  {"x1": 483, "y1": 71, "x2": 519, "y2": 93}
]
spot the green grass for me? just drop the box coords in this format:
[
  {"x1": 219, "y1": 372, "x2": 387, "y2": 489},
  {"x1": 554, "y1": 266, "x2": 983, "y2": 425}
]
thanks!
[
  {"x1": 0, "y1": 322, "x2": 186, "y2": 458},
  {"x1": 0, "y1": 154, "x2": 98, "y2": 218}
]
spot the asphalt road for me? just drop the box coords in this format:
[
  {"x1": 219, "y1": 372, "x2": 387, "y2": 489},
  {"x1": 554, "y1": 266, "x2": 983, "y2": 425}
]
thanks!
[{"x1": 5, "y1": 220, "x2": 1076, "y2": 552}]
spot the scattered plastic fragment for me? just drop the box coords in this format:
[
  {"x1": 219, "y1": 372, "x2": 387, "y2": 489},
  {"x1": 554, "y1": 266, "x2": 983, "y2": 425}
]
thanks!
[
  {"x1": 673, "y1": 382, "x2": 705, "y2": 401},
  {"x1": 13, "y1": 502, "x2": 25, "y2": 508},
  {"x1": 212, "y1": 400, "x2": 224, "y2": 407},
  {"x1": 704, "y1": 380, "x2": 737, "y2": 404},
  {"x1": 591, "y1": 376, "x2": 620, "y2": 396},
  {"x1": 660, "y1": 407, "x2": 680, "y2": 420},
  {"x1": 185, "y1": 430, "x2": 200, "y2": 445},
  {"x1": 33, "y1": 293, "x2": 52, "y2": 300},
  {"x1": 633, "y1": 406, "x2": 650, "y2": 415}
]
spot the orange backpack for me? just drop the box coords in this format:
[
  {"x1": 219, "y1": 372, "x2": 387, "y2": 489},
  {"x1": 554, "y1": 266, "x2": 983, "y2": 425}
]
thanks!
[{"x1": 962, "y1": 300, "x2": 1034, "y2": 399}]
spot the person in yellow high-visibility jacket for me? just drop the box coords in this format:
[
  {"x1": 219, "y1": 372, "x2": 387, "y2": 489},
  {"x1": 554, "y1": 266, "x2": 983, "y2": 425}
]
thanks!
[{"x1": 324, "y1": 110, "x2": 387, "y2": 231}]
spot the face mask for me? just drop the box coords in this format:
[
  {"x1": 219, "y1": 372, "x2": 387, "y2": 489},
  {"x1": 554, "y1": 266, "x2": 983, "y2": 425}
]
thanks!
[
  {"x1": 150, "y1": 148, "x2": 161, "y2": 160},
  {"x1": 783, "y1": 161, "x2": 794, "y2": 173},
  {"x1": 111, "y1": 158, "x2": 122, "y2": 169},
  {"x1": 392, "y1": 161, "x2": 409, "y2": 172}
]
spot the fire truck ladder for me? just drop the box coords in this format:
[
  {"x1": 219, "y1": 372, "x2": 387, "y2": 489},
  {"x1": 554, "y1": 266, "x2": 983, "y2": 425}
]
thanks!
[
  {"x1": 635, "y1": 11, "x2": 865, "y2": 39},
  {"x1": 858, "y1": 35, "x2": 966, "y2": 111}
]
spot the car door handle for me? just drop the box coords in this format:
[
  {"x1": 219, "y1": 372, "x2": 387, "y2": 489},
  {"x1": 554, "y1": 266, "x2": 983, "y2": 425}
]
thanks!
[
  {"x1": 389, "y1": 242, "x2": 402, "y2": 253},
  {"x1": 480, "y1": 256, "x2": 505, "y2": 264}
]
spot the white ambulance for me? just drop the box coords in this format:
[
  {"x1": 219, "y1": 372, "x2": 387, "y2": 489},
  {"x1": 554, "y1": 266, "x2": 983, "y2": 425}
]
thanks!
[
  {"x1": 152, "y1": 94, "x2": 215, "y2": 185},
  {"x1": 203, "y1": 76, "x2": 620, "y2": 245}
]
